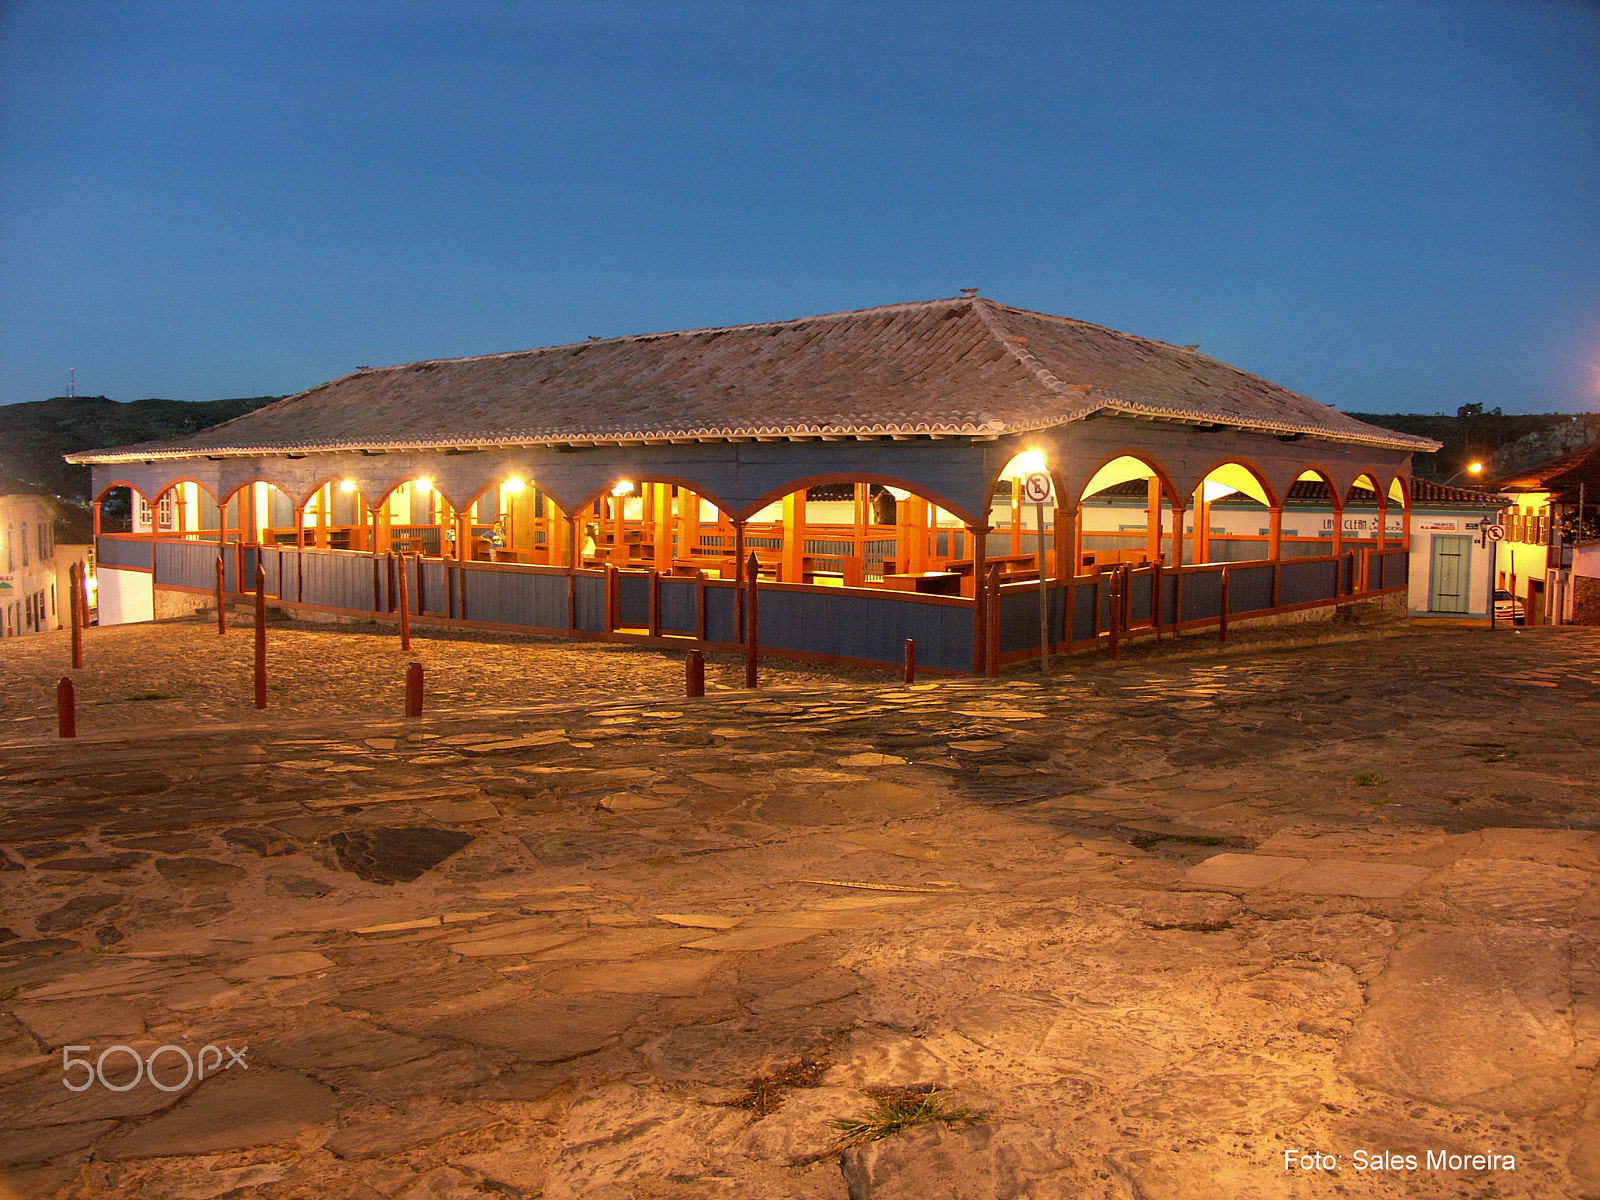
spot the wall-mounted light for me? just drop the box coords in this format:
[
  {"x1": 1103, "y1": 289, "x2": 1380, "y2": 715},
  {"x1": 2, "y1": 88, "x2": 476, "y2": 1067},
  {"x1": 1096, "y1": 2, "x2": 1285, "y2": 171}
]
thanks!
[
  {"x1": 414, "y1": 478, "x2": 433, "y2": 494},
  {"x1": 504, "y1": 477, "x2": 526, "y2": 494},
  {"x1": 339, "y1": 479, "x2": 356, "y2": 494},
  {"x1": 611, "y1": 480, "x2": 635, "y2": 497}
]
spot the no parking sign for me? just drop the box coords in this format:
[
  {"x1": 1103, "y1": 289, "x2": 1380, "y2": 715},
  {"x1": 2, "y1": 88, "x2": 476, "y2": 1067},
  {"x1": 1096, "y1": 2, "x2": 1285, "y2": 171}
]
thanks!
[{"x1": 1021, "y1": 471, "x2": 1053, "y2": 504}]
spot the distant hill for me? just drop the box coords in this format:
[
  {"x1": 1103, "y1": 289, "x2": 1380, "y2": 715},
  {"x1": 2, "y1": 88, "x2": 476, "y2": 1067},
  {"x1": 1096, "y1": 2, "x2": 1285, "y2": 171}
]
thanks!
[
  {"x1": 0, "y1": 394, "x2": 281, "y2": 502},
  {"x1": 1348, "y1": 411, "x2": 1600, "y2": 481}
]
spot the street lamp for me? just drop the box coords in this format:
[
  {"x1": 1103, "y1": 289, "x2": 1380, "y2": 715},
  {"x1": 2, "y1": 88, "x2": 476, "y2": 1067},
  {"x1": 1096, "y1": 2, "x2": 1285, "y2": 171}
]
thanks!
[{"x1": 1444, "y1": 461, "x2": 1485, "y2": 485}]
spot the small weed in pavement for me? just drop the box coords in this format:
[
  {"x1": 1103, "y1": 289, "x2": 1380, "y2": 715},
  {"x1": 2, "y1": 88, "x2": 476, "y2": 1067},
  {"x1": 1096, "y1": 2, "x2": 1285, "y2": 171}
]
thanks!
[
  {"x1": 1353, "y1": 772, "x2": 1385, "y2": 787},
  {"x1": 728, "y1": 1058, "x2": 828, "y2": 1117},
  {"x1": 127, "y1": 691, "x2": 173, "y2": 701},
  {"x1": 828, "y1": 1087, "x2": 986, "y2": 1151}
]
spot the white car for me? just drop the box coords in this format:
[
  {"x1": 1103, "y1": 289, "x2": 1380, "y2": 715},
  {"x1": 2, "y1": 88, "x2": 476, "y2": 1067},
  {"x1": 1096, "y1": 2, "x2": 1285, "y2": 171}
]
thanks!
[{"x1": 1493, "y1": 589, "x2": 1526, "y2": 625}]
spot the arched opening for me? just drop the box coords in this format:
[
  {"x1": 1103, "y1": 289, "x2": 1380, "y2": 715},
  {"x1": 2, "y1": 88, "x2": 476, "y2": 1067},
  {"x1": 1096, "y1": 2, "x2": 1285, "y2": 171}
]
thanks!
[
  {"x1": 1388, "y1": 477, "x2": 1409, "y2": 550},
  {"x1": 221, "y1": 482, "x2": 299, "y2": 545},
  {"x1": 455, "y1": 476, "x2": 574, "y2": 564},
  {"x1": 572, "y1": 479, "x2": 741, "y2": 577},
  {"x1": 94, "y1": 484, "x2": 143, "y2": 534},
  {"x1": 146, "y1": 480, "x2": 221, "y2": 539},
  {"x1": 988, "y1": 450, "x2": 1060, "y2": 580},
  {"x1": 1344, "y1": 473, "x2": 1383, "y2": 547},
  {"x1": 1283, "y1": 468, "x2": 1343, "y2": 558},
  {"x1": 734, "y1": 480, "x2": 942, "y2": 588},
  {"x1": 1189, "y1": 462, "x2": 1275, "y2": 564},
  {"x1": 288, "y1": 478, "x2": 376, "y2": 551},
  {"x1": 1079, "y1": 454, "x2": 1176, "y2": 570}
]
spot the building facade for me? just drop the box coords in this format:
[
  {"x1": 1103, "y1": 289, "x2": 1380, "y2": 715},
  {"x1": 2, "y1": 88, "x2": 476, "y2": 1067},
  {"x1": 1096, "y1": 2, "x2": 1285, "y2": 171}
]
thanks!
[{"x1": 1, "y1": 494, "x2": 61, "y2": 637}]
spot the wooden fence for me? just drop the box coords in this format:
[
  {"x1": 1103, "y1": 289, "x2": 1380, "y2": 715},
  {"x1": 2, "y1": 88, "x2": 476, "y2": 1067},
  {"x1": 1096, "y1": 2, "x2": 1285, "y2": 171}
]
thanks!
[{"x1": 99, "y1": 535, "x2": 1408, "y2": 676}]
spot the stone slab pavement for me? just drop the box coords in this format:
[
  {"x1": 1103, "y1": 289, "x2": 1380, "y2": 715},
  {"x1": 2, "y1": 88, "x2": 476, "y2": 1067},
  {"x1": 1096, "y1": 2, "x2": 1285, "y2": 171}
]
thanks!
[{"x1": 0, "y1": 620, "x2": 1597, "y2": 1198}]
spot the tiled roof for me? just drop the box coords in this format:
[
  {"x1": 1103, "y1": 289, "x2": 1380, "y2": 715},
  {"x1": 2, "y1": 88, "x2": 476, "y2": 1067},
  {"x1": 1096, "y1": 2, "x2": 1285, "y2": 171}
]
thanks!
[
  {"x1": 1407, "y1": 477, "x2": 1508, "y2": 506},
  {"x1": 1489, "y1": 439, "x2": 1600, "y2": 493},
  {"x1": 68, "y1": 297, "x2": 1437, "y2": 464}
]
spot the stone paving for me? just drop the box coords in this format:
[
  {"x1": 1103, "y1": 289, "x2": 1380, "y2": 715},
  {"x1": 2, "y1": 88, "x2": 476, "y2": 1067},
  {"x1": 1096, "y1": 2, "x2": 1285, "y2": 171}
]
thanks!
[{"x1": 0, "y1": 619, "x2": 1597, "y2": 1199}]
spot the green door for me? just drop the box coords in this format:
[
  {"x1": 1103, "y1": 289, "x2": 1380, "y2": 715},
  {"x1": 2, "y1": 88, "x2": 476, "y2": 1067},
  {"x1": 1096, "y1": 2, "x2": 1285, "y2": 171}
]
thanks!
[{"x1": 1428, "y1": 535, "x2": 1470, "y2": 613}]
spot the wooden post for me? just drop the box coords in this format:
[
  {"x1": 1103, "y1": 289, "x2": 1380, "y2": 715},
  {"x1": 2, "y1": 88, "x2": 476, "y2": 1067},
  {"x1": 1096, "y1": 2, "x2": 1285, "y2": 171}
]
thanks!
[
  {"x1": 985, "y1": 563, "x2": 1001, "y2": 679},
  {"x1": 92, "y1": 500, "x2": 102, "y2": 537},
  {"x1": 686, "y1": 649, "x2": 705, "y2": 698},
  {"x1": 1035, "y1": 499, "x2": 1049, "y2": 676},
  {"x1": 1011, "y1": 478, "x2": 1023, "y2": 557},
  {"x1": 75, "y1": 560, "x2": 89, "y2": 647},
  {"x1": 397, "y1": 553, "x2": 412, "y2": 652},
  {"x1": 904, "y1": 638, "x2": 916, "y2": 684},
  {"x1": 1107, "y1": 567, "x2": 1120, "y2": 659},
  {"x1": 694, "y1": 569, "x2": 707, "y2": 642},
  {"x1": 413, "y1": 553, "x2": 425, "y2": 615},
  {"x1": 1219, "y1": 567, "x2": 1230, "y2": 643},
  {"x1": 1146, "y1": 477, "x2": 1161, "y2": 563},
  {"x1": 605, "y1": 564, "x2": 617, "y2": 632},
  {"x1": 652, "y1": 484, "x2": 673, "y2": 572},
  {"x1": 733, "y1": 521, "x2": 746, "y2": 643},
  {"x1": 745, "y1": 551, "x2": 759, "y2": 689},
  {"x1": 648, "y1": 569, "x2": 661, "y2": 637},
  {"x1": 1150, "y1": 558, "x2": 1163, "y2": 638},
  {"x1": 1346, "y1": 550, "x2": 1356, "y2": 596},
  {"x1": 781, "y1": 491, "x2": 804, "y2": 582},
  {"x1": 1268, "y1": 506, "x2": 1283, "y2": 562},
  {"x1": 69, "y1": 563, "x2": 84, "y2": 667},
  {"x1": 1121, "y1": 563, "x2": 1132, "y2": 633},
  {"x1": 253, "y1": 563, "x2": 267, "y2": 709},
  {"x1": 215, "y1": 555, "x2": 226, "y2": 635},
  {"x1": 1172, "y1": 564, "x2": 1184, "y2": 633},
  {"x1": 405, "y1": 662, "x2": 423, "y2": 717},
  {"x1": 57, "y1": 677, "x2": 75, "y2": 738},
  {"x1": 970, "y1": 522, "x2": 988, "y2": 675},
  {"x1": 853, "y1": 484, "x2": 867, "y2": 562}
]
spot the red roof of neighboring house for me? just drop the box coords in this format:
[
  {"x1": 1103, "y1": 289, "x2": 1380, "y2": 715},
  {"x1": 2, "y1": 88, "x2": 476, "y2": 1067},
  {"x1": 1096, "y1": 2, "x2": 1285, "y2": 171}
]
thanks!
[{"x1": 1489, "y1": 440, "x2": 1600, "y2": 494}]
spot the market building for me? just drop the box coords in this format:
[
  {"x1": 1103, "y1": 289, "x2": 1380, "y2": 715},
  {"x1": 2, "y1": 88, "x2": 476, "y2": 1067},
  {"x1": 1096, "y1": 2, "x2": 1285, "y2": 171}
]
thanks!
[{"x1": 70, "y1": 295, "x2": 1435, "y2": 673}]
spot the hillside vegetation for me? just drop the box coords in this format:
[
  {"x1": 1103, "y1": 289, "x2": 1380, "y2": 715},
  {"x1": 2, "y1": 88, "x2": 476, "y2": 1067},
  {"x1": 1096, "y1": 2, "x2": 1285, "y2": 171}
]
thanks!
[{"x1": 0, "y1": 394, "x2": 280, "y2": 501}]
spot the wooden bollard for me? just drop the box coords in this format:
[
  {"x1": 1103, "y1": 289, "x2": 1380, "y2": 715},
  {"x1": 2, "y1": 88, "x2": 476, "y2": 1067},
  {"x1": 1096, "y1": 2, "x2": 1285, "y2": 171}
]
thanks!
[
  {"x1": 904, "y1": 638, "x2": 915, "y2": 685},
  {"x1": 1107, "y1": 568, "x2": 1120, "y2": 659},
  {"x1": 57, "y1": 677, "x2": 76, "y2": 738},
  {"x1": 69, "y1": 562, "x2": 84, "y2": 668},
  {"x1": 396, "y1": 552, "x2": 412, "y2": 651},
  {"x1": 1219, "y1": 567, "x2": 1230, "y2": 644},
  {"x1": 215, "y1": 554, "x2": 226, "y2": 635},
  {"x1": 253, "y1": 563, "x2": 267, "y2": 710},
  {"x1": 744, "y1": 551, "x2": 759, "y2": 689},
  {"x1": 685, "y1": 649, "x2": 705, "y2": 698},
  {"x1": 405, "y1": 661, "x2": 424, "y2": 717}
]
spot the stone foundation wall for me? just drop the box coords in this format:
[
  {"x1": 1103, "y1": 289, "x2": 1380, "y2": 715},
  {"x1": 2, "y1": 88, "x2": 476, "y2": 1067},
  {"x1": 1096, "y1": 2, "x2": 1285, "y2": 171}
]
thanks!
[
  {"x1": 1573, "y1": 575, "x2": 1600, "y2": 627},
  {"x1": 153, "y1": 587, "x2": 211, "y2": 621}
]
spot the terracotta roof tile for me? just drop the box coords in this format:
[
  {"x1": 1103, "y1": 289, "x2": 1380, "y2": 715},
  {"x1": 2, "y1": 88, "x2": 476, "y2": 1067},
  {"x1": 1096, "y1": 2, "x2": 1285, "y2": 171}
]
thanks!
[{"x1": 69, "y1": 296, "x2": 1436, "y2": 464}]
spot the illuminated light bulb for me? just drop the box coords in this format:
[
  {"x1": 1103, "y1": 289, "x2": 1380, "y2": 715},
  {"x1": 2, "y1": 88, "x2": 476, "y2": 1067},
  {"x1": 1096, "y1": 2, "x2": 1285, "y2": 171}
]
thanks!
[
  {"x1": 414, "y1": 478, "x2": 433, "y2": 494},
  {"x1": 611, "y1": 480, "x2": 635, "y2": 497},
  {"x1": 339, "y1": 479, "x2": 356, "y2": 494},
  {"x1": 504, "y1": 477, "x2": 526, "y2": 494},
  {"x1": 1468, "y1": 462, "x2": 1484, "y2": 475},
  {"x1": 1009, "y1": 449, "x2": 1047, "y2": 477}
]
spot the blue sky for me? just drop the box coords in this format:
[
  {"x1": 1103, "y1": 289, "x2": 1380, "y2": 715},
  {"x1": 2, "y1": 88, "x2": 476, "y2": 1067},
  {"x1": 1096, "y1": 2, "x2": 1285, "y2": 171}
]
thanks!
[{"x1": 2, "y1": 1, "x2": 1597, "y2": 414}]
